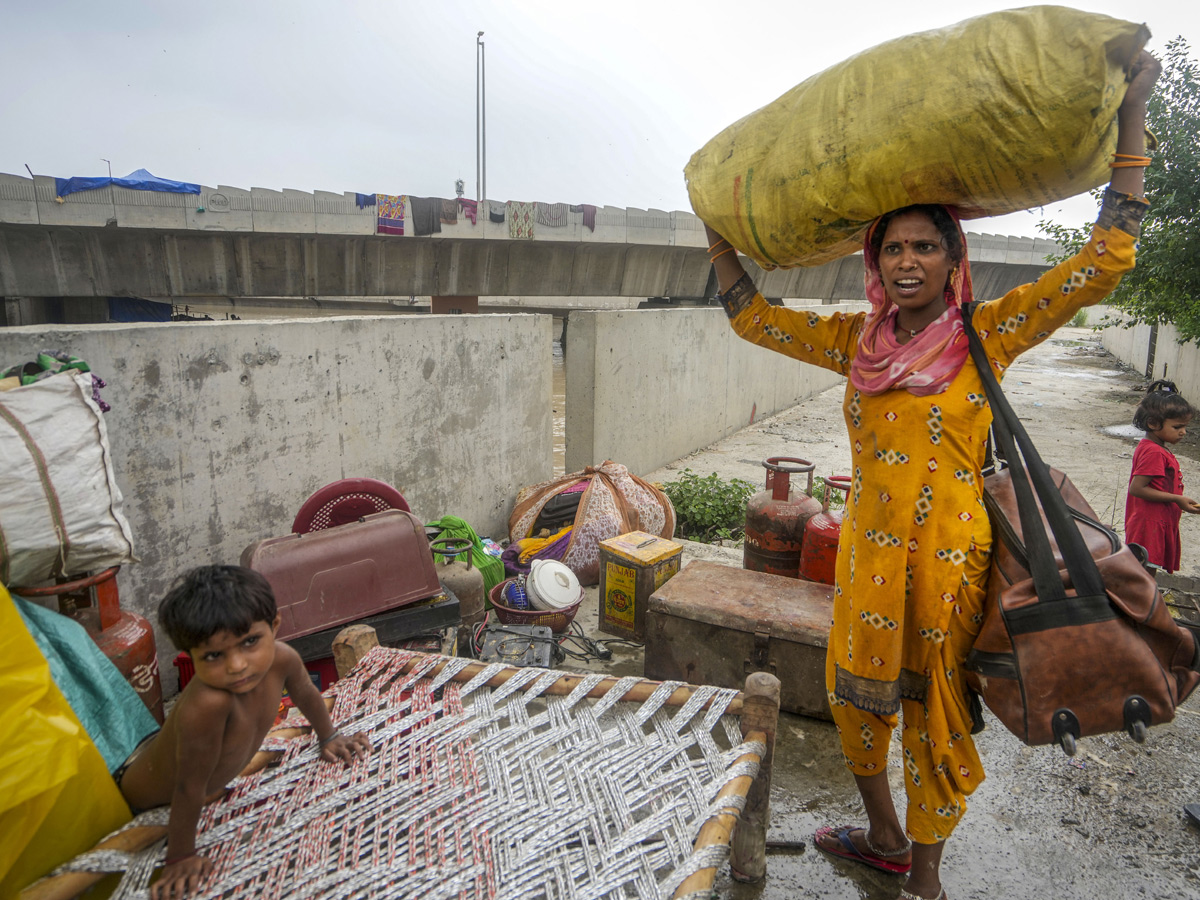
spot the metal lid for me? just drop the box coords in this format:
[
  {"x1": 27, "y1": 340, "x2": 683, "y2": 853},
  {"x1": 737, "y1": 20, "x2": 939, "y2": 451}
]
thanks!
[
  {"x1": 527, "y1": 559, "x2": 582, "y2": 611},
  {"x1": 646, "y1": 560, "x2": 833, "y2": 645}
]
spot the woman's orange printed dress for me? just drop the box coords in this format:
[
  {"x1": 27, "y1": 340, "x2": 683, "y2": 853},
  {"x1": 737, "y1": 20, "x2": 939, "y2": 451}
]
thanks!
[{"x1": 718, "y1": 191, "x2": 1145, "y2": 842}]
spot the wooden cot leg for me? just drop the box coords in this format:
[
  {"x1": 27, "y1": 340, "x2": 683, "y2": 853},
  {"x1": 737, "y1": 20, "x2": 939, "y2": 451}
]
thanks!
[
  {"x1": 332, "y1": 624, "x2": 380, "y2": 678},
  {"x1": 729, "y1": 671, "x2": 780, "y2": 883}
]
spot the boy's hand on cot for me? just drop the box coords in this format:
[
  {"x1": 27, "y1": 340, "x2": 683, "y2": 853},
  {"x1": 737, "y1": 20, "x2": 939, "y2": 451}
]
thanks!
[
  {"x1": 319, "y1": 729, "x2": 372, "y2": 764},
  {"x1": 151, "y1": 853, "x2": 212, "y2": 900}
]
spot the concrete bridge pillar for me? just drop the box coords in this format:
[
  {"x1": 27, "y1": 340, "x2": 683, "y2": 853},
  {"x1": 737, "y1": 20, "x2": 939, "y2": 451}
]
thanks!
[
  {"x1": 2, "y1": 296, "x2": 109, "y2": 327},
  {"x1": 2, "y1": 297, "x2": 47, "y2": 327}
]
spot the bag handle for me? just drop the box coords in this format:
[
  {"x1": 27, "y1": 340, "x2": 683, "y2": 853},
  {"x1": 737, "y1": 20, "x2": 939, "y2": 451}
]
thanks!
[{"x1": 961, "y1": 303, "x2": 1106, "y2": 600}]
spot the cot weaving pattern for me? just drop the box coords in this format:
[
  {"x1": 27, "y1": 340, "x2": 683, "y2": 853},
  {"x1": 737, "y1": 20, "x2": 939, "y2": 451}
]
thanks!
[{"x1": 57, "y1": 649, "x2": 757, "y2": 899}]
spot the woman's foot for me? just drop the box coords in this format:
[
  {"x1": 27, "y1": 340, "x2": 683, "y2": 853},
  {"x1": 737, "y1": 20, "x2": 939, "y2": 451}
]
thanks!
[{"x1": 814, "y1": 824, "x2": 912, "y2": 874}]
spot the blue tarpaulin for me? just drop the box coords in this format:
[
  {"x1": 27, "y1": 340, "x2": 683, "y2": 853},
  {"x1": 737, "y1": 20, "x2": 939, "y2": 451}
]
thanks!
[
  {"x1": 55, "y1": 168, "x2": 200, "y2": 199},
  {"x1": 107, "y1": 298, "x2": 172, "y2": 323}
]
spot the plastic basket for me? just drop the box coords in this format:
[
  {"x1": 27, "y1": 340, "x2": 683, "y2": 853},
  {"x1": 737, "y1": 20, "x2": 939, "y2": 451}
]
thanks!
[{"x1": 489, "y1": 579, "x2": 581, "y2": 633}]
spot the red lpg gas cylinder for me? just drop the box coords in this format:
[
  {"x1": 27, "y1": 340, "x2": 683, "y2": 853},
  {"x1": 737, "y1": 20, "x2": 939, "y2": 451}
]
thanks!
[
  {"x1": 743, "y1": 457, "x2": 821, "y2": 579},
  {"x1": 799, "y1": 475, "x2": 851, "y2": 585},
  {"x1": 15, "y1": 567, "x2": 165, "y2": 724}
]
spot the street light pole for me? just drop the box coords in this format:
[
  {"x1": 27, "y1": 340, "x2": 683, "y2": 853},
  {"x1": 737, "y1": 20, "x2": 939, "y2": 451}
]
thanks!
[
  {"x1": 475, "y1": 33, "x2": 481, "y2": 202},
  {"x1": 480, "y1": 35, "x2": 486, "y2": 206},
  {"x1": 476, "y1": 31, "x2": 486, "y2": 205}
]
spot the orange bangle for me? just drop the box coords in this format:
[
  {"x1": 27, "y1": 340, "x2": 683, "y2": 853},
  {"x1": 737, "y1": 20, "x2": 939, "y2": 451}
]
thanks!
[
  {"x1": 1111, "y1": 153, "x2": 1152, "y2": 168},
  {"x1": 707, "y1": 238, "x2": 730, "y2": 253},
  {"x1": 710, "y1": 246, "x2": 736, "y2": 263}
]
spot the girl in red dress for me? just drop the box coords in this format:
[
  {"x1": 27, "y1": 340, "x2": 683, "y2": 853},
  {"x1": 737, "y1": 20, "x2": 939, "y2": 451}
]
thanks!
[{"x1": 1125, "y1": 381, "x2": 1200, "y2": 572}]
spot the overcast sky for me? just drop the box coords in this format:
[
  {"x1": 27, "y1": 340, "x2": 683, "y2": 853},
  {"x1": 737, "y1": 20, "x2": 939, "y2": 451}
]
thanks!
[{"x1": 3, "y1": 1, "x2": 1196, "y2": 239}]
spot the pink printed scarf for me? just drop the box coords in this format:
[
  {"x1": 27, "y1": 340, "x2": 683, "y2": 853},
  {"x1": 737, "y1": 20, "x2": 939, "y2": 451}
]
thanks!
[{"x1": 848, "y1": 207, "x2": 973, "y2": 397}]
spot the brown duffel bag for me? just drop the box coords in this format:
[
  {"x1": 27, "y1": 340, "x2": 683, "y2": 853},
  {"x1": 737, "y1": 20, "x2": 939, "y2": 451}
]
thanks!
[{"x1": 960, "y1": 306, "x2": 1200, "y2": 755}]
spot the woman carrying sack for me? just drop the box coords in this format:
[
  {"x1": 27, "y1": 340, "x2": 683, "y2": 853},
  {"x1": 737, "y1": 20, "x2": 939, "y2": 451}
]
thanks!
[{"x1": 700, "y1": 51, "x2": 1160, "y2": 900}]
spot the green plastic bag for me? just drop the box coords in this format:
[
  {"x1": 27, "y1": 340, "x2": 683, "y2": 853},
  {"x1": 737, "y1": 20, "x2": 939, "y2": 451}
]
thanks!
[{"x1": 685, "y1": 6, "x2": 1148, "y2": 269}]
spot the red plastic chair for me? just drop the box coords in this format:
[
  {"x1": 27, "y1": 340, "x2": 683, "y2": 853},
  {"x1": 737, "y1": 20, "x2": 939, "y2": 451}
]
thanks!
[{"x1": 291, "y1": 478, "x2": 410, "y2": 534}]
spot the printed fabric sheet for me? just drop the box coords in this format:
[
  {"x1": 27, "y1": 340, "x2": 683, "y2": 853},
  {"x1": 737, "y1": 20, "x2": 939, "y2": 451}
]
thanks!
[
  {"x1": 535, "y1": 202, "x2": 569, "y2": 227},
  {"x1": 508, "y1": 201, "x2": 535, "y2": 239},
  {"x1": 376, "y1": 194, "x2": 405, "y2": 235}
]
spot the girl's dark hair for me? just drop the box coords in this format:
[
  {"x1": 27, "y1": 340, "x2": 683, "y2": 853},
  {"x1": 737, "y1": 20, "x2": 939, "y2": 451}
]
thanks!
[
  {"x1": 159, "y1": 565, "x2": 277, "y2": 652},
  {"x1": 870, "y1": 204, "x2": 964, "y2": 264},
  {"x1": 1133, "y1": 380, "x2": 1197, "y2": 431}
]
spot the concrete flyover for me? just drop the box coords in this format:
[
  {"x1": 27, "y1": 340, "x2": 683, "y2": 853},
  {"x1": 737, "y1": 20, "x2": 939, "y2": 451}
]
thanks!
[{"x1": 0, "y1": 172, "x2": 1060, "y2": 306}]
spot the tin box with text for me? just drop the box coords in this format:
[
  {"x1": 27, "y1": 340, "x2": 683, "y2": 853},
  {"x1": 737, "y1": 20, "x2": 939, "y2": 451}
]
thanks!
[{"x1": 598, "y1": 531, "x2": 682, "y2": 640}]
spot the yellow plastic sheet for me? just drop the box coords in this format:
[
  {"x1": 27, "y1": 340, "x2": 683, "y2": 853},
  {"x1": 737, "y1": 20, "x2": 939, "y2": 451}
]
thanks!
[
  {"x1": 685, "y1": 6, "x2": 1149, "y2": 269},
  {"x1": 0, "y1": 585, "x2": 131, "y2": 897}
]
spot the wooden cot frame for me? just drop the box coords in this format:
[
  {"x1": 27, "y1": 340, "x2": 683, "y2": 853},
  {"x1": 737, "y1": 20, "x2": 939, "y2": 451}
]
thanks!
[{"x1": 22, "y1": 631, "x2": 781, "y2": 900}]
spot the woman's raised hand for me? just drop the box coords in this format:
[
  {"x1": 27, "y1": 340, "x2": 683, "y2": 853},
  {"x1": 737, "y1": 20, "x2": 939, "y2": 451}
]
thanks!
[
  {"x1": 1111, "y1": 50, "x2": 1161, "y2": 197},
  {"x1": 1120, "y1": 50, "x2": 1162, "y2": 120}
]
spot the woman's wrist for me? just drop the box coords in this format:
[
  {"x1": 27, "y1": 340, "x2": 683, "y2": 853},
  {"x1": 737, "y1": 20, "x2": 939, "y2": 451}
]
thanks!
[{"x1": 1115, "y1": 115, "x2": 1147, "y2": 155}]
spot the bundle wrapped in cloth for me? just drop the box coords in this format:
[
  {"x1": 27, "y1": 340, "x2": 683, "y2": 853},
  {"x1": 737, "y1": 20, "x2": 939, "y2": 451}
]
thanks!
[
  {"x1": 685, "y1": 6, "x2": 1149, "y2": 269},
  {"x1": 509, "y1": 461, "x2": 675, "y2": 585}
]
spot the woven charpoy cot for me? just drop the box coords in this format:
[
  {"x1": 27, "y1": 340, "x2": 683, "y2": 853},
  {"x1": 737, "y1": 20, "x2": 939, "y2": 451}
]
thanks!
[{"x1": 27, "y1": 648, "x2": 780, "y2": 900}]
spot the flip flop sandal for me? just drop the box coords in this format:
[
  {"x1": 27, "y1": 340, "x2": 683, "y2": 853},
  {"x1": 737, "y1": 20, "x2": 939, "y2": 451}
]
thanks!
[
  {"x1": 899, "y1": 889, "x2": 948, "y2": 900},
  {"x1": 1185, "y1": 803, "x2": 1200, "y2": 827},
  {"x1": 813, "y1": 824, "x2": 912, "y2": 875}
]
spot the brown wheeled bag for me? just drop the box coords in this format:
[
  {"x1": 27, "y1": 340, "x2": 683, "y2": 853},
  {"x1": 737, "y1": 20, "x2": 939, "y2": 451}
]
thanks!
[{"x1": 960, "y1": 306, "x2": 1200, "y2": 755}]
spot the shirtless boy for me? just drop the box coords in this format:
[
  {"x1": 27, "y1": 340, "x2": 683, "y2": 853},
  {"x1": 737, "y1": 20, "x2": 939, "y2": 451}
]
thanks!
[{"x1": 115, "y1": 565, "x2": 372, "y2": 899}]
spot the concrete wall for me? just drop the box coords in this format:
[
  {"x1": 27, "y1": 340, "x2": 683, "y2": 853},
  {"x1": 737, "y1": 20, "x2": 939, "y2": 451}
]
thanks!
[
  {"x1": 1095, "y1": 308, "x2": 1200, "y2": 402},
  {"x1": 0, "y1": 314, "x2": 551, "y2": 678},
  {"x1": 565, "y1": 303, "x2": 866, "y2": 475},
  {"x1": 1148, "y1": 324, "x2": 1200, "y2": 402}
]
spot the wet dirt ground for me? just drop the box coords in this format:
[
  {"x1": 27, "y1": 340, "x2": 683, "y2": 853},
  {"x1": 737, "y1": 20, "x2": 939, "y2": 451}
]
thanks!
[{"x1": 562, "y1": 328, "x2": 1200, "y2": 900}]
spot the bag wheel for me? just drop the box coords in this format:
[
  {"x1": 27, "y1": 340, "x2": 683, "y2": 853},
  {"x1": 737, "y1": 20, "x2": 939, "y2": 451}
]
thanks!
[
  {"x1": 1124, "y1": 696, "x2": 1151, "y2": 743},
  {"x1": 1052, "y1": 708, "x2": 1080, "y2": 757}
]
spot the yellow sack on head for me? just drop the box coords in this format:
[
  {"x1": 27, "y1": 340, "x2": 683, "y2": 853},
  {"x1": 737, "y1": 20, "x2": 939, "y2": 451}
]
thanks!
[{"x1": 685, "y1": 5, "x2": 1148, "y2": 269}]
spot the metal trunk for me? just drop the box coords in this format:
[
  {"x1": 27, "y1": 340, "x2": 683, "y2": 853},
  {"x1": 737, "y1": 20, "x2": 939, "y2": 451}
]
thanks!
[{"x1": 644, "y1": 560, "x2": 834, "y2": 719}]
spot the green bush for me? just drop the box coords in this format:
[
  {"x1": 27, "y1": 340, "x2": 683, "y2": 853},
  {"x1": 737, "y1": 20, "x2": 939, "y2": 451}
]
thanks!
[
  {"x1": 662, "y1": 469, "x2": 755, "y2": 543},
  {"x1": 1068, "y1": 309, "x2": 1089, "y2": 328}
]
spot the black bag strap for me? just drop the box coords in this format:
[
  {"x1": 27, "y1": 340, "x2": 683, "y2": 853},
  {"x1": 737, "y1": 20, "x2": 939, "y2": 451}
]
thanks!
[{"x1": 961, "y1": 303, "x2": 1106, "y2": 600}]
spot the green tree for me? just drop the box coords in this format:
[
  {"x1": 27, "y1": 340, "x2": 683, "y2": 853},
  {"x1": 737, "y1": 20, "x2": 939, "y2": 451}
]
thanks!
[{"x1": 1040, "y1": 38, "x2": 1200, "y2": 341}]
